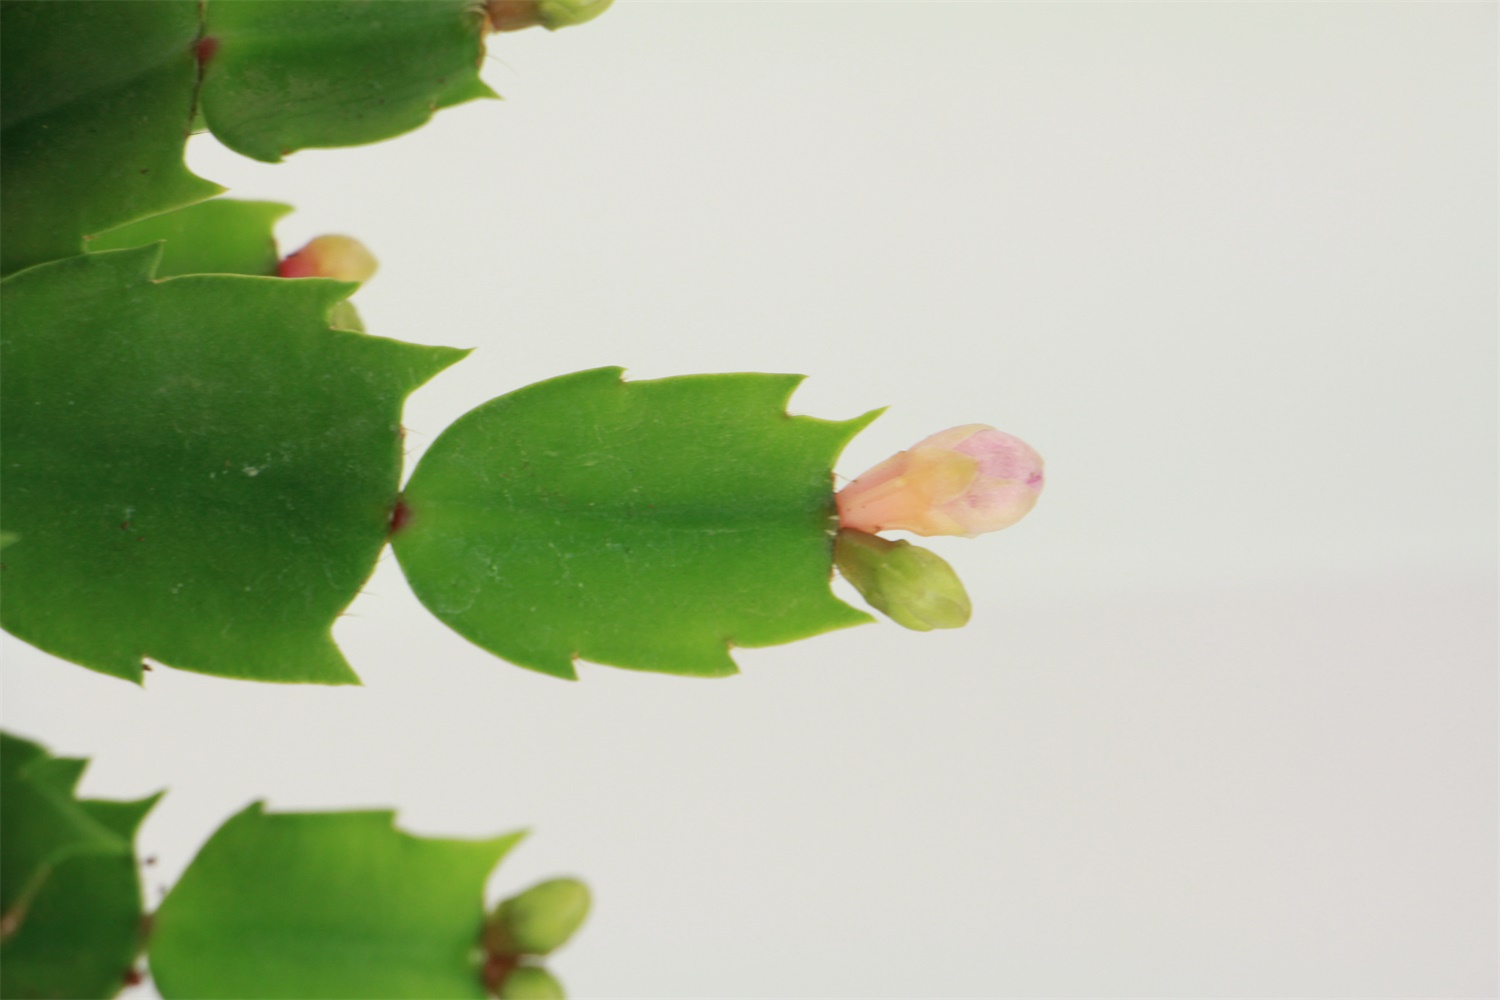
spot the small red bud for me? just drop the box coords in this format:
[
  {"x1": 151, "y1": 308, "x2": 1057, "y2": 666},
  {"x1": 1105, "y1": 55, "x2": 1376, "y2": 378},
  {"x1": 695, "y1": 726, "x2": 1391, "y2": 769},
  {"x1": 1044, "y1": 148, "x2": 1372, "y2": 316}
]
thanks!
[{"x1": 278, "y1": 235, "x2": 378, "y2": 283}]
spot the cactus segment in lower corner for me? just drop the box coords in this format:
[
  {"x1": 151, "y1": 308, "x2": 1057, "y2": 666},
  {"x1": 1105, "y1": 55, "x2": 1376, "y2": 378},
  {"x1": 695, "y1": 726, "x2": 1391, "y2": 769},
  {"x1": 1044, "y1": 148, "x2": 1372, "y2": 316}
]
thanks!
[
  {"x1": 392, "y1": 367, "x2": 882, "y2": 679},
  {"x1": 147, "y1": 804, "x2": 525, "y2": 1000},
  {"x1": 0, "y1": 245, "x2": 466, "y2": 685},
  {"x1": 0, "y1": 733, "x2": 160, "y2": 1000}
]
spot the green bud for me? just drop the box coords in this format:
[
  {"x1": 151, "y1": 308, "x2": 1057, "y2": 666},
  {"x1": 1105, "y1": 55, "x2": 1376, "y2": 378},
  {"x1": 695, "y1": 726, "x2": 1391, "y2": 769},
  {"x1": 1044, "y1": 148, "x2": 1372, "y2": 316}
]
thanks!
[
  {"x1": 833, "y1": 529, "x2": 972, "y2": 631},
  {"x1": 537, "y1": 0, "x2": 612, "y2": 29},
  {"x1": 485, "y1": 0, "x2": 613, "y2": 32},
  {"x1": 499, "y1": 965, "x2": 566, "y2": 1000},
  {"x1": 485, "y1": 878, "x2": 592, "y2": 956}
]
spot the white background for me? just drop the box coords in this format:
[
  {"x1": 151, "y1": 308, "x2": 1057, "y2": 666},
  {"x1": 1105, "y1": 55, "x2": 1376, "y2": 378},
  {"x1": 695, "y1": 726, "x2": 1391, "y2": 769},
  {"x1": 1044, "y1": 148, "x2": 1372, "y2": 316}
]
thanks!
[{"x1": 3, "y1": 2, "x2": 1495, "y2": 997}]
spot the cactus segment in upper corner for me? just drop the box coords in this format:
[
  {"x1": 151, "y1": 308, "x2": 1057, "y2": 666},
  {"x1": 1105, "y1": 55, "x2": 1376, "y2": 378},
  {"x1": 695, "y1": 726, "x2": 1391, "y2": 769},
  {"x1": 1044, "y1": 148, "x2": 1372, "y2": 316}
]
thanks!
[
  {"x1": 196, "y1": 0, "x2": 499, "y2": 162},
  {"x1": 0, "y1": 0, "x2": 221, "y2": 275},
  {"x1": 1, "y1": 0, "x2": 614, "y2": 276}
]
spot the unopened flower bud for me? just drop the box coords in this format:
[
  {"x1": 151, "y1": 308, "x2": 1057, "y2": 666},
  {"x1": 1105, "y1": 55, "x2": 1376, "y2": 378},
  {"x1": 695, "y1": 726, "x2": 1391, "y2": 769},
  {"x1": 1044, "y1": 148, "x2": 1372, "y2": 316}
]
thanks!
[
  {"x1": 834, "y1": 529, "x2": 971, "y2": 631},
  {"x1": 836, "y1": 425, "x2": 1043, "y2": 538},
  {"x1": 498, "y1": 965, "x2": 566, "y2": 1000},
  {"x1": 484, "y1": 0, "x2": 613, "y2": 32},
  {"x1": 484, "y1": 878, "x2": 591, "y2": 957},
  {"x1": 277, "y1": 235, "x2": 378, "y2": 283}
]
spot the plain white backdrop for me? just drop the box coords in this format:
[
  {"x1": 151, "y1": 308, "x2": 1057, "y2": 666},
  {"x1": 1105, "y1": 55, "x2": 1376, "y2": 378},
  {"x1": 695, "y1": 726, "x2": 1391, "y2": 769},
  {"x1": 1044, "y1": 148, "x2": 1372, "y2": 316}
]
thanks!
[{"x1": 3, "y1": 3, "x2": 1495, "y2": 997}]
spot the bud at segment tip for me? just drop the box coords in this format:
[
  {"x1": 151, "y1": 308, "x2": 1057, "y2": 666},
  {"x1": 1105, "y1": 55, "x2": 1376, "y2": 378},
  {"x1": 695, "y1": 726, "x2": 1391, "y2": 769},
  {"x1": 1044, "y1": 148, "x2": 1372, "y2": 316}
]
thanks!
[
  {"x1": 484, "y1": 878, "x2": 592, "y2": 957},
  {"x1": 836, "y1": 424, "x2": 1044, "y2": 538},
  {"x1": 834, "y1": 529, "x2": 972, "y2": 632}
]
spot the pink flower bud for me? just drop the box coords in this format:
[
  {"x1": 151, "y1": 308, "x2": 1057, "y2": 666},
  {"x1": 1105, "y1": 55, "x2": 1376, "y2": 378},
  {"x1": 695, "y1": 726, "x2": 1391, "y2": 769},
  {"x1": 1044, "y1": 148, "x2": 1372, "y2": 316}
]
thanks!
[
  {"x1": 277, "y1": 235, "x2": 378, "y2": 283},
  {"x1": 836, "y1": 425, "x2": 1044, "y2": 538}
]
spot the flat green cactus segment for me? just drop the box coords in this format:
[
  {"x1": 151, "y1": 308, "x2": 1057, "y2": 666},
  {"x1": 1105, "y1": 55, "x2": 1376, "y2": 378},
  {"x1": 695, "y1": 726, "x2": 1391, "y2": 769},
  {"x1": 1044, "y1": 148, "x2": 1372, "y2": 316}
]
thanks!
[
  {"x1": 89, "y1": 199, "x2": 292, "y2": 278},
  {"x1": 0, "y1": 0, "x2": 223, "y2": 276},
  {"x1": 1, "y1": 733, "x2": 159, "y2": 1000},
  {"x1": 0, "y1": 247, "x2": 467, "y2": 684},
  {"x1": 87, "y1": 198, "x2": 373, "y2": 328},
  {"x1": 200, "y1": 0, "x2": 496, "y2": 162},
  {"x1": 149, "y1": 804, "x2": 522, "y2": 1000},
  {"x1": 1, "y1": 734, "x2": 119, "y2": 916},
  {"x1": 393, "y1": 367, "x2": 879, "y2": 679}
]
